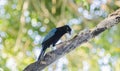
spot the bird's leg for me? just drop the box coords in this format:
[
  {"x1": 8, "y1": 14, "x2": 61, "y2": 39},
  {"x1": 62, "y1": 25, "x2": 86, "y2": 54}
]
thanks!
[
  {"x1": 49, "y1": 45, "x2": 54, "y2": 56},
  {"x1": 47, "y1": 45, "x2": 56, "y2": 57},
  {"x1": 51, "y1": 45, "x2": 56, "y2": 58}
]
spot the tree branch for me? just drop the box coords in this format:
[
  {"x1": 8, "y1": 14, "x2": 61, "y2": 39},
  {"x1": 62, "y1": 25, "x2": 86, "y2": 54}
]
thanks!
[{"x1": 23, "y1": 9, "x2": 120, "y2": 71}]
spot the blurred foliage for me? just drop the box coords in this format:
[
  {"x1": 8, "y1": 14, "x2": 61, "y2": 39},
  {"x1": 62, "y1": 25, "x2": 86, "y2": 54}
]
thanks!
[{"x1": 0, "y1": 0, "x2": 120, "y2": 71}]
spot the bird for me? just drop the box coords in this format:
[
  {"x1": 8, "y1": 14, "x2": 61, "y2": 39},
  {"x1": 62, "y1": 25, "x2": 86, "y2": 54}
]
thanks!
[{"x1": 38, "y1": 25, "x2": 71, "y2": 61}]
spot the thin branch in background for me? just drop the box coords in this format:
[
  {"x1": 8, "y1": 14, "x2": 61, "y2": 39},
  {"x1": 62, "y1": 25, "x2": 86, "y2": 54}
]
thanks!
[{"x1": 14, "y1": 0, "x2": 29, "y2": 52}]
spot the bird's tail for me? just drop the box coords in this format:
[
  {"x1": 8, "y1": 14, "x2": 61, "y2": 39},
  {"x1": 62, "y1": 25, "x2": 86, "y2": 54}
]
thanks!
[{"x1": 38, "y1": 46, "x2": 46, "y2": 61}]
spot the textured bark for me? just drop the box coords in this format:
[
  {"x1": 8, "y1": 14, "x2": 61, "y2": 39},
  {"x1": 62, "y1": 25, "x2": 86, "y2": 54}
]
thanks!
[{"x1": 23, "y1": 9, "x2": 120, "y2": 71}]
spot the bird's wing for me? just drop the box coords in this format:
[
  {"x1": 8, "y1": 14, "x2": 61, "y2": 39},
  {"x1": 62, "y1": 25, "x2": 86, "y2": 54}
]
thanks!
[{"x1": 42, "y1": 28, "x2": 57, "y2": 43}]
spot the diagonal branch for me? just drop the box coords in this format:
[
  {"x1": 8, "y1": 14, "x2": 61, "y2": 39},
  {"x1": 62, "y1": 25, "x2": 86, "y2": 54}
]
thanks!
[{"x1": 23, "y1": 9, "x2": 120, "y2": 71}]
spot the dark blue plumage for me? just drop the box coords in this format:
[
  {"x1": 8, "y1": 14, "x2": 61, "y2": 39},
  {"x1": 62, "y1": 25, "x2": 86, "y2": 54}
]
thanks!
[
  {"x1": 42, "y1": 28, "x2": 57, "y2": 43},
  {"x1": 38, "y1": 25, "x2": 71, "y2": 61}
]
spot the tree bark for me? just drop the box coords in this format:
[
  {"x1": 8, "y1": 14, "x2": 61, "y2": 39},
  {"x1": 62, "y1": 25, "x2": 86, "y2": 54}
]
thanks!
[{"x1": 23, "y1": 9, "x2": 120, "y2": 71}]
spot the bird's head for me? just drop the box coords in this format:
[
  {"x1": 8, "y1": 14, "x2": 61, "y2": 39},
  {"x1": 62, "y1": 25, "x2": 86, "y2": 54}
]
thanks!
[{"x1": 65, "y1": 25, "x2": 71, "y2": 35}]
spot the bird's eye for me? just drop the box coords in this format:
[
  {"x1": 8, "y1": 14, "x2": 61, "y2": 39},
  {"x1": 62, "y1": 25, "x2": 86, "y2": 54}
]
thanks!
[{"x1": 67, "y1": 27, "x2": 69, "y2": 30}]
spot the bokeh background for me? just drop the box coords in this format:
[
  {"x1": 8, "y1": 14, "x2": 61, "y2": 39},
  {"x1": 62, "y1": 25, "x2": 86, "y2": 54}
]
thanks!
[{"x1": 0, "y1": 0, "x2": 120, "y2": 71}]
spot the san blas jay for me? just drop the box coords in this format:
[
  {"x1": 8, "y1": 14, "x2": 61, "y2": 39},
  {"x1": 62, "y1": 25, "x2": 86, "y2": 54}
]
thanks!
[{"x1": 38, "y1": 25, "x2": 72, "y2": 61}]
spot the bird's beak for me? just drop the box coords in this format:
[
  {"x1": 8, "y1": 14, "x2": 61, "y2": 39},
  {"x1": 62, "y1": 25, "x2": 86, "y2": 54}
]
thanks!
[{"x1": 68, "y1": 31, "x2": 71, "y2": 35}]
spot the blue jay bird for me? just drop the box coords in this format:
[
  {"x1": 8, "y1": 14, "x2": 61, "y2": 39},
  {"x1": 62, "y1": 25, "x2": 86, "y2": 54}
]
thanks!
[{"x1": 38, "y1": 25, "x2": 71, "y2": 61}]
